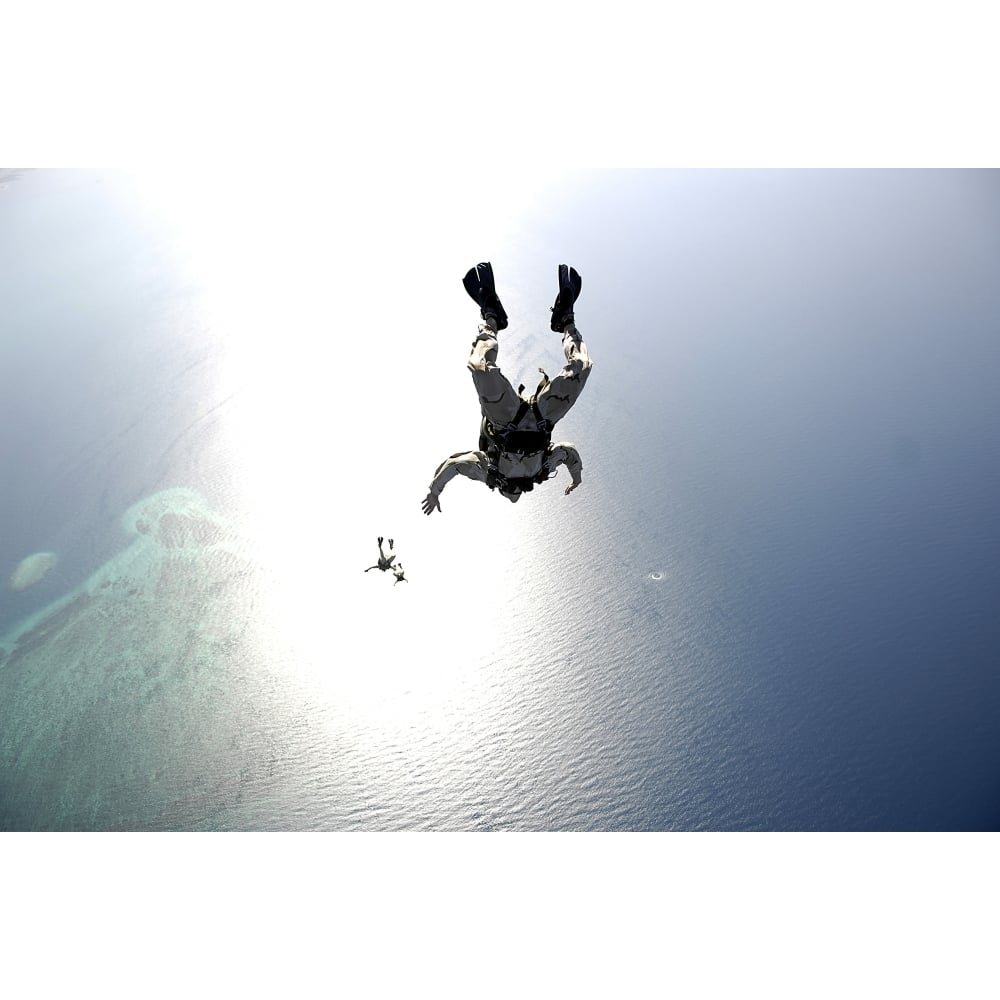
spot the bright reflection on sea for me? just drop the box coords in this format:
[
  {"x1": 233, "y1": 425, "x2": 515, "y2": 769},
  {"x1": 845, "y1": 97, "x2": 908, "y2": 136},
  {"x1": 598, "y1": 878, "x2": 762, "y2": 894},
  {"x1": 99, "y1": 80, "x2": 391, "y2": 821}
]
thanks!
[{"x1": 116, "y1": 166, "x2": 562, "y2": 825}]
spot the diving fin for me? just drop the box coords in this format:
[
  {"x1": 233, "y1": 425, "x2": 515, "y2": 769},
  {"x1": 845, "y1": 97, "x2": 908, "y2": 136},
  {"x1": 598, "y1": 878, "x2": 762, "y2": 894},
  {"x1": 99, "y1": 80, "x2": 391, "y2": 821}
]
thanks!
[
  {"x1": 462, "y1": 261, "x2": 509, "y2": 330},
  {"x1": 550, "y1": 264, "x2": 582, "y2": 331}
]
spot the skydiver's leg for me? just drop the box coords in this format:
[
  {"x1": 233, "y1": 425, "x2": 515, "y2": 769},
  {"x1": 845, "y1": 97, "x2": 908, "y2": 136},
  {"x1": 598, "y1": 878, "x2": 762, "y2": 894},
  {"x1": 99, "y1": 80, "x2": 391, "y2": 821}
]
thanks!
[
  {"x1": 467, "y1": 318, "x2": 522, "y2": 427},
  {"x1": 535, "y1": 324, "x2": 593, "y2": 426}
]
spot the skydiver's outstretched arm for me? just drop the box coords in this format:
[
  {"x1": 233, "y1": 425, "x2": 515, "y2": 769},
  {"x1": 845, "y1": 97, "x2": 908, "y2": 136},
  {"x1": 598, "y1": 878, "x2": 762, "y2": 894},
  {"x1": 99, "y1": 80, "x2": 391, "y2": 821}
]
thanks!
[
  {"x1": 548, "y1": 443, "x2": 583, "y2": 496},
  {"x1": 364, "y1": 565, "x2": 380, "y2": 572},
  {"x1": 422, "y1": 451, "x2": 491, "y2": 515}
]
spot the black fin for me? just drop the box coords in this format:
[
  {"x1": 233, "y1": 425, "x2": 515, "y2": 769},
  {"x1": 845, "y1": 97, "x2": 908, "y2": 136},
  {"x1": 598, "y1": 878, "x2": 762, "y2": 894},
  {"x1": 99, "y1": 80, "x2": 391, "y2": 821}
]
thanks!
[
  {"x1": 569, "y1": 265, "x2": 582, "y2": 301},
  {"x1": 462, "y1": 261, "x2": 508, "y2": 330},
  {"x1": 550, "y1": 264, "x2": 582, "y2": 331}
]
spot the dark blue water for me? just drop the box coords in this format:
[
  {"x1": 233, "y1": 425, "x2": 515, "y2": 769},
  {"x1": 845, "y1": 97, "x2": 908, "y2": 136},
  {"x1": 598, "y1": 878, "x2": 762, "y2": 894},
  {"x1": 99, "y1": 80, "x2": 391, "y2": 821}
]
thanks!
[
  {"x1": 568, "y1": 170, "x2": 1000, "y2": 830},
  {"x1": 1, "y1": 168, "x2": 998, "y2": 830}
]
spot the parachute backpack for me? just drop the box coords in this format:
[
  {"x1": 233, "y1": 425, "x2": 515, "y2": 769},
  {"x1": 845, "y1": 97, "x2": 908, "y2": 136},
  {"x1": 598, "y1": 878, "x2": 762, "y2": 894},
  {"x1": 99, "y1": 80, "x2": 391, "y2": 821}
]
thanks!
[{"x1": 479, "y1": 370, "x2": 560, "y2": 493}]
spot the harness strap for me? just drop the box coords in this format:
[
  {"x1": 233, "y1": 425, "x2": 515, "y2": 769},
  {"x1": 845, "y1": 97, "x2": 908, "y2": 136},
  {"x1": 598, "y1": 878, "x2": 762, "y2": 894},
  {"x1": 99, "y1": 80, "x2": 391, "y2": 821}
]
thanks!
[
  {"x1": 482, "y1": 415, "x2": 551, "y2": 456},
  {"x1": 481, "y1": 369, "x2": 554, "y2": 460}
]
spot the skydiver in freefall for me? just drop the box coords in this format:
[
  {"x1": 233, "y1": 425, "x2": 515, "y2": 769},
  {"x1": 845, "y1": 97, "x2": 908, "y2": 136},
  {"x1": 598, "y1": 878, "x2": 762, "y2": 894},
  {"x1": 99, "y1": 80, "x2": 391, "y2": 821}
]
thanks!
[
  {"x1": 421, "y1": 262, "x2": 593, "y2": 515},
  {"x1": 364, "y1": 536, "x2": 396, "y2": 573}
]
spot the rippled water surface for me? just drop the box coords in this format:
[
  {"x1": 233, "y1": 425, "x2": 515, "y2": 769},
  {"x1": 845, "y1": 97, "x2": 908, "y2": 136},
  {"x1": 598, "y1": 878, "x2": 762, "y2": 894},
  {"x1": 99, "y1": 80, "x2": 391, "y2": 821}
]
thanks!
[{"x1": 2, "y1": 167, "x2": 999, "y2": 830}]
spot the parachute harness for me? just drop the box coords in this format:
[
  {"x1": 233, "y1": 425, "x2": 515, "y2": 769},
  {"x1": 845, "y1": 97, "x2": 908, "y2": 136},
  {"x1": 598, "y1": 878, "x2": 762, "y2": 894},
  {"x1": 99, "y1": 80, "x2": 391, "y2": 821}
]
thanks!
[{"x1": 481, "y1": 370, "x2": 555, "y2": 492}]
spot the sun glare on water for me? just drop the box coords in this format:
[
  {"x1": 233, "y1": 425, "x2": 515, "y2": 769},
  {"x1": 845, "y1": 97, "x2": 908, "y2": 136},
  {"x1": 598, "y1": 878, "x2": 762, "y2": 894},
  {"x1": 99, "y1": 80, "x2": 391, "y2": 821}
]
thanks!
[{"x1": 120, "y1": 166, "x2": 561, "y2": 746}]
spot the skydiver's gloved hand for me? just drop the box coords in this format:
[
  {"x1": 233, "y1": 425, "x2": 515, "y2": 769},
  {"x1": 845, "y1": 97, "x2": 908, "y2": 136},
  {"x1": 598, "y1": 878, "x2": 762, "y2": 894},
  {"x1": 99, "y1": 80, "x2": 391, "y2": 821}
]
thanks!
[
  {"x1": 421, "y1": 492, "x2": 442, "y2": 516},
  {"x1": 564, "y1": 482, "x2": 579, "y2": 496}
]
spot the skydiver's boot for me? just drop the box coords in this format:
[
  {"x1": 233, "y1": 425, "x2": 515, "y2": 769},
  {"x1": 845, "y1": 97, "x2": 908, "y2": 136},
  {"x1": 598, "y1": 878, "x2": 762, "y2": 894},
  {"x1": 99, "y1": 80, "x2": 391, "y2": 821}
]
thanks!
[
  {"x1": 550, "y1": 264, "x2": 582, "y2": 332},
  {"x1": 462, "y1": 262, "x2": 509, "y2": 330}
]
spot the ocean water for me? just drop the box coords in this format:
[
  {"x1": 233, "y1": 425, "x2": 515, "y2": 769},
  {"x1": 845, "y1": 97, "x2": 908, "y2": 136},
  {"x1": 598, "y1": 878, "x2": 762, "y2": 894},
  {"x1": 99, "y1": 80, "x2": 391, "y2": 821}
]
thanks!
[{"x1": 1, "y1": 167, "x2": 998, "y2": 831}]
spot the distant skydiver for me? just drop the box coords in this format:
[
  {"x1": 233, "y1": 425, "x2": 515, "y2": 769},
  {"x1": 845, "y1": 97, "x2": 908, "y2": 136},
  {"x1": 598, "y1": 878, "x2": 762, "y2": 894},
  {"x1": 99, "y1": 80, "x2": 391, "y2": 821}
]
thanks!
[
  {"x1": 364, "y1": 537, "x2": 396, "y2": 573},
  {"x1": 421, "y1": 262, "x2": 593, "y2": 514},
  {"x1": 392, "y1": 563, "x2": 408, "y2": 585}
]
